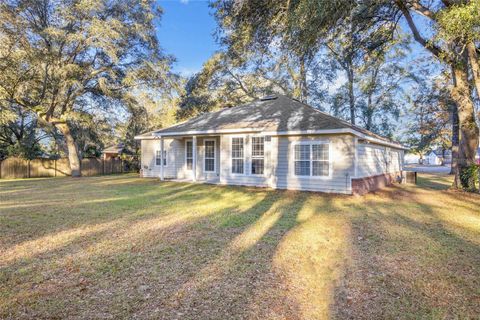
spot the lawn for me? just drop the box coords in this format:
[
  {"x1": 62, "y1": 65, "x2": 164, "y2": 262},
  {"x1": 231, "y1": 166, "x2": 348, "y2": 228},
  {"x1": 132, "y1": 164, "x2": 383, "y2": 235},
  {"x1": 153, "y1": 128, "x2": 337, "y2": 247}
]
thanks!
[{"x1": 0, "y1": 173, "x2": 479, "y2": 319}]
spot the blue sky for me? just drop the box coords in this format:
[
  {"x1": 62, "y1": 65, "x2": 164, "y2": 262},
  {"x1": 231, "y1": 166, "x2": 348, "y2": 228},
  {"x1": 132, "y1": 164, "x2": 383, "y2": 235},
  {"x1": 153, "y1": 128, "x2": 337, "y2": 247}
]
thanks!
[{"x1": 156, "y1": 0, "x2": 220, "y2": 76}]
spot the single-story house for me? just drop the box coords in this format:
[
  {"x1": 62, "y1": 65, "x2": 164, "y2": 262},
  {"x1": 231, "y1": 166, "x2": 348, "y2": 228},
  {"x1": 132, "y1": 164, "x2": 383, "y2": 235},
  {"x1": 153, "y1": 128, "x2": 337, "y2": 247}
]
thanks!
[
  {"x1": 426, "y1": 151, "x2": 442, "y2": 165},
  {"x1": 102, "y1": 143, "x2": 124, "y2": 160},
  {"x1": 426, "y1": 149, "x2": 451, "y2": 165},
  {"x1": 135, "y1": 95, "x2": 407, "y2": 195}
]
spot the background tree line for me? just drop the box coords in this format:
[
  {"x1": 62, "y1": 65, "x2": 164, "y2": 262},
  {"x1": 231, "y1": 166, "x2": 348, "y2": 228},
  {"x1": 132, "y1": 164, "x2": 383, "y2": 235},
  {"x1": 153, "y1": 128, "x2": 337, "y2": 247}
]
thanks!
[{"x1": 1, "y1": 0, "x2": 479, "y2": 191}]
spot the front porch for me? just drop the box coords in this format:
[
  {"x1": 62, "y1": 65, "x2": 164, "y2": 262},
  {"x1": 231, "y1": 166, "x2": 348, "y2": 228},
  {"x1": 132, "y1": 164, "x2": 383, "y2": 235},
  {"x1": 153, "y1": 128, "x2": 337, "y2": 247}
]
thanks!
[{"x1": 156, "y1": 135, "x2": 221, "y2": 184}]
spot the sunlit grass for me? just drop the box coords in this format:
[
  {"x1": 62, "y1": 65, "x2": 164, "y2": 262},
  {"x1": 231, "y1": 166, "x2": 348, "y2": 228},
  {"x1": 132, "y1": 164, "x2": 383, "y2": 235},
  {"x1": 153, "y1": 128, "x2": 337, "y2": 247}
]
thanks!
[{"x1": 0, "y1": 173, "x2": 479, "y2": 319}]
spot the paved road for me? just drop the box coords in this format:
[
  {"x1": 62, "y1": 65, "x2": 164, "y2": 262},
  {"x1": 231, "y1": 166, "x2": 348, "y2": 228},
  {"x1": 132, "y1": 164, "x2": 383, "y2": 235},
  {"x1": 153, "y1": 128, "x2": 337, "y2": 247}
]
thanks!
[{"x1": 404, "y1": 164, "x2": 451, "y2": 174}]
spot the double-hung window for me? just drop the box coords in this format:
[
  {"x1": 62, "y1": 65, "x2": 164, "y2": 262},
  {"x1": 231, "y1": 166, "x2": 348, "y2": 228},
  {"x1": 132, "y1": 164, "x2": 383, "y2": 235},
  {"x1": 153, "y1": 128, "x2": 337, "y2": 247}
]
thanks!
[
  {"x1": 294, "y1": 143, "x2": 329, "y2": 177},
  {"x1": 186, "y1": 141, "x2": 193, "y2": 170},
  {"x1": 204, "y1": 140, "x2": 215, "y2": 172},
  {"x1": 251, "y1": 137, "x2": 264, "y2": 175},
  {"x1": 156, "y1": 150, "x2": 166, "y2": 166},
  {"x1": 294, "y1": 145, "x2": 310, "y2": 176},
  {"x1": 231, "y1": 137, "x2": 244, "y2": 174},
  {"x1": 312, "y1": 144, "x2": 328, "y2": 176}
]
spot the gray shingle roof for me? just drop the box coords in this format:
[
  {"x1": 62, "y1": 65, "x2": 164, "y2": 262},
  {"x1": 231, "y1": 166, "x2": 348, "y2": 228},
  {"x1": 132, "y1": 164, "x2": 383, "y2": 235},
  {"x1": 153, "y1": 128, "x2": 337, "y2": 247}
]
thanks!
[
  {"x1": 137, "y1": 95, "x2": 404, "y2": 148},
  {"x1": 102, "y1": 143, "x2": 124, "y2": 153}
]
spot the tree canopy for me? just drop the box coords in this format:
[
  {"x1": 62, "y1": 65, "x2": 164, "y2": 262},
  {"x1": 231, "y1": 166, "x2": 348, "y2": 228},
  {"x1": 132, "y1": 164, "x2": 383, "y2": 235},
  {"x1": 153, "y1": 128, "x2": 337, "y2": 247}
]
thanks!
[{"x1": 0, "y1": 0, "x2": 174, "y2": 175}]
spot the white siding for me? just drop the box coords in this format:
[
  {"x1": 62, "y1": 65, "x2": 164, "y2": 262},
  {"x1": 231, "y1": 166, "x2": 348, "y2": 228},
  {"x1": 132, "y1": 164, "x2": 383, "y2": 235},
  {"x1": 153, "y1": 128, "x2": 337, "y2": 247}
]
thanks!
[
  {"x1": 140, "y1": 134, "x2": 402, "y2": 194},
  {"x1": 219, "y1": 134, "x2": 355, "y2": 194},
  {"x1": 388, "y1": 149, "x2": 403, "y2": 173},
  {"x1": 141, "y1": 139, "x2": 181, "y2": 178},
  {"x1": 357, "y1": 143, "x2": 403, "y2": 178},
  {"x1": 219, "y1": 134, "x2": 270, "y2": 187},
  {"x1": 272, "y1": 135, "x2": 355, "y2": 194}
]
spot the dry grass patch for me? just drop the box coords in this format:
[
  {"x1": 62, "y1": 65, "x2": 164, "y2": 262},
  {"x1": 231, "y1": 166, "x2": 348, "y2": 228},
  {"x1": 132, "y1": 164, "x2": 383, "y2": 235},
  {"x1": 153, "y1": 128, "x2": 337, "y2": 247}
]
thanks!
[{"x1": 0, "y1": 173, "x2": 479, "y2": 319}]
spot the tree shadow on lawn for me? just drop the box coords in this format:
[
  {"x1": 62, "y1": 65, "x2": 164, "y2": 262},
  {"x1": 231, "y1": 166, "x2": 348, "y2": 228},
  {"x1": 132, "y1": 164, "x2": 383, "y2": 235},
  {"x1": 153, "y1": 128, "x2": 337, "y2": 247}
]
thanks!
[
  {"x1": 0, "y1": 181, "x2": 356, "y2": 320},
  {"x1": 128, "y1": 190, "x2": 352, "y2": 320},
  {"x1": 4, "y1": 174, "x2": 478, "y2": 319},
  {"x1": 332, "y1": 178, "x2": 480, "y2": 319},
  {"x1": 0, "y1": 180, "x2": 254, "y2": 271},
  {"x1": 416, "y1": 172, "x2": 453, "y2": 191},
  {"x1": 0, "y1": 179, "x2": 212, "y2": 248},
  {"x1": 0, "y1": 183, "x2": 307, "y2": 319}
]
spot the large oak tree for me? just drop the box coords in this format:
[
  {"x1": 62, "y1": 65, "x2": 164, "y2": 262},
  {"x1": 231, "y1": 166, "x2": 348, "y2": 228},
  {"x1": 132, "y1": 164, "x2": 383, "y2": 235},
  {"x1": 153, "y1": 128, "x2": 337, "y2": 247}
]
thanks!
[{"x1": 0, "y1": 0, "x2": 172, "y2": 176}]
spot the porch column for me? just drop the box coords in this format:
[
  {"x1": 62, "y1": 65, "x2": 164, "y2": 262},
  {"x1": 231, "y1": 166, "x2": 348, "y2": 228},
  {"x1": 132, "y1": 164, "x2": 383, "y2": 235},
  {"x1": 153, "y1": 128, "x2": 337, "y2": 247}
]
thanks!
[
  {"x1": 192, "y1": 135, "x2": 197, "y2": 181},
  {"x1": 160, "y1": 137, "x2": 164, "y2": 181}
]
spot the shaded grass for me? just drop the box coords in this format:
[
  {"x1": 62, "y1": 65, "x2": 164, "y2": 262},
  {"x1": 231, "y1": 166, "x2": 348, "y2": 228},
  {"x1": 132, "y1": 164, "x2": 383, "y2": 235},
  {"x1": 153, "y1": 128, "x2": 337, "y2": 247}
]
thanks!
[{"x1": 0, "y1": 173, "x2": 479, "y2": 319}]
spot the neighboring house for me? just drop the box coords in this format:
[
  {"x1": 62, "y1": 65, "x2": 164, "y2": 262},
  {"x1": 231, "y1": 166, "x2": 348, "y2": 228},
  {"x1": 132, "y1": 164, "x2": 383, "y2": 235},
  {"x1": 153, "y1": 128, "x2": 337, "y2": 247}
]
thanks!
[
  {"x1": 426, "y1": 151, "x2": 442, "y2": 165},
  {"x1": 425, "y1": 149, "x2": 451, "y2": 165},
  {"x1": 102, "y1": 143, "x2": 124, "y2": 160},
  {"x1": 135, "y1": 95, "x2": 407, "y2": 195}
]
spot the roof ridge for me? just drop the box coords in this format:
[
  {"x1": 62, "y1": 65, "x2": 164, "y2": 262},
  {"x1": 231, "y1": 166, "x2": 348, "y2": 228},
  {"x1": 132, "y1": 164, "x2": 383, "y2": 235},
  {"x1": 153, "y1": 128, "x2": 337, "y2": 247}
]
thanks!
[{"x1": 289, "y1": 96, "x2": 356, "y2": 128}]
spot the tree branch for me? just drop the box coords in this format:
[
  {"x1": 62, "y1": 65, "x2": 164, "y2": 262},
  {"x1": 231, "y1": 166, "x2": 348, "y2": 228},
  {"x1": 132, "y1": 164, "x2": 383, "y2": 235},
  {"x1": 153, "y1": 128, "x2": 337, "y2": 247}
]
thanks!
[
  {"x1": 225, "y1": 68, "x2": 255, "y2": 98},
  {"x1": 409, "y1": 1, "x2": 437, "y2": 20},
  {"x1": 395, "y1": 1, "x2": 444, "y2": 59}
]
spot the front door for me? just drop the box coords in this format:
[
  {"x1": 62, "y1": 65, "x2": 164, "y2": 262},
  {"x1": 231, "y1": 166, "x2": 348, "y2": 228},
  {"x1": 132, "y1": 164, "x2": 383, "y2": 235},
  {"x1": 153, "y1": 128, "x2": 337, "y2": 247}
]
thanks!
[{"x1": 185, "y1": 140, "x2": 193, "y2": 179}]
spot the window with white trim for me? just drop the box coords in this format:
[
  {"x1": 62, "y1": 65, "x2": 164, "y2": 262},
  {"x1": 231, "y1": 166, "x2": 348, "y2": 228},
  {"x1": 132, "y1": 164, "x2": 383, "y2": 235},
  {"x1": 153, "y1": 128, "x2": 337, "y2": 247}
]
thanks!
[
  {"x1": 294, "y1": 143, "x2": 329, "y2": 176},
  {"x1": 204, "y1": 140, "x2": 215, "y2": 172},
  {"x1": 312, "y1": 144, "x2": 328, "y2": 176},
  {"x1": 231, "y1": 137, "x2": 244, "y2": 174},
  {"x1": 251, "y1": 137, "x2": 264, "y2": 175},
  {"x1": 156, "y1": 150, "x2": 167, "y2": 166},
  {"x1": 186, "y1": 141, "x2": 193, "y2": 170},
  {"x1": 294, "y1": 145, "x2": 310, "y2": 176}
]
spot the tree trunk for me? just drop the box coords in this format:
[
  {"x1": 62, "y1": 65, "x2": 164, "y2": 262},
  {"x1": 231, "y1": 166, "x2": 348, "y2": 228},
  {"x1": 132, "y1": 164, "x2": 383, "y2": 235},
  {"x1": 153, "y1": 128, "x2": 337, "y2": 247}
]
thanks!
[
  {"x1": 451, "y1": 62, "x2": 479, "y2": 190},
  {"x1": 347, "y1": 67, "x2": 355, "y2": 125},
  {"x1": 365, "y1": 90, "x2": 373, "y2": 130},
  {"x1": 55, "y1": 122, "x2": 81, "y2": 177},
  {"x1": 450, "y1": 100, "x2": 460, "y2": 180},
  {"x1": 299, "y1": 56, "x2": 308, "y2": 103},
  {"x1": 467, "y1": 42, "x2": 480, "y2": 99}
]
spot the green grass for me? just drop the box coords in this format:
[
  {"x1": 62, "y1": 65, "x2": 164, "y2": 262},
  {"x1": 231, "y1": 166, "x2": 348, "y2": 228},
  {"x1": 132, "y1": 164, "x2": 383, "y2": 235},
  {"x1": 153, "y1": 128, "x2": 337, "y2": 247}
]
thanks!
[{"x1": 0, "y1": 173, "x2": 479, "y2": 319}]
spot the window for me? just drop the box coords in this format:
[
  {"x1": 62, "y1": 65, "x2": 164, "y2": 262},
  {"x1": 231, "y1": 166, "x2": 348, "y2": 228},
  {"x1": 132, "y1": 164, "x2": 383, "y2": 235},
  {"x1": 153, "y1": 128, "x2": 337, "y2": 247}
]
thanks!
[
  {"x1": 186, "y1": 141, "x2": 193, "y2": 170},
  {"x1": 204, "y1": 140, "x2": 215, "y2": 172},
  {"x1": 312, "y1": 144, "x2": 328, "y2": 176},
  {"x1": 294, "y1": 143, "x2": 329, "y2": 177},
  {"x1": 294, "y1": 145, "x2": 310, "y2": 176},
  {"x1": 251, "y1": 136, "x2": 264, "y2": 175},
  {"x1": 156, "y1": 150, "x2": 167, "y2": 166},
  {"x1": 231, "y1": 137, "x2": 244, "y2": 174}
]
